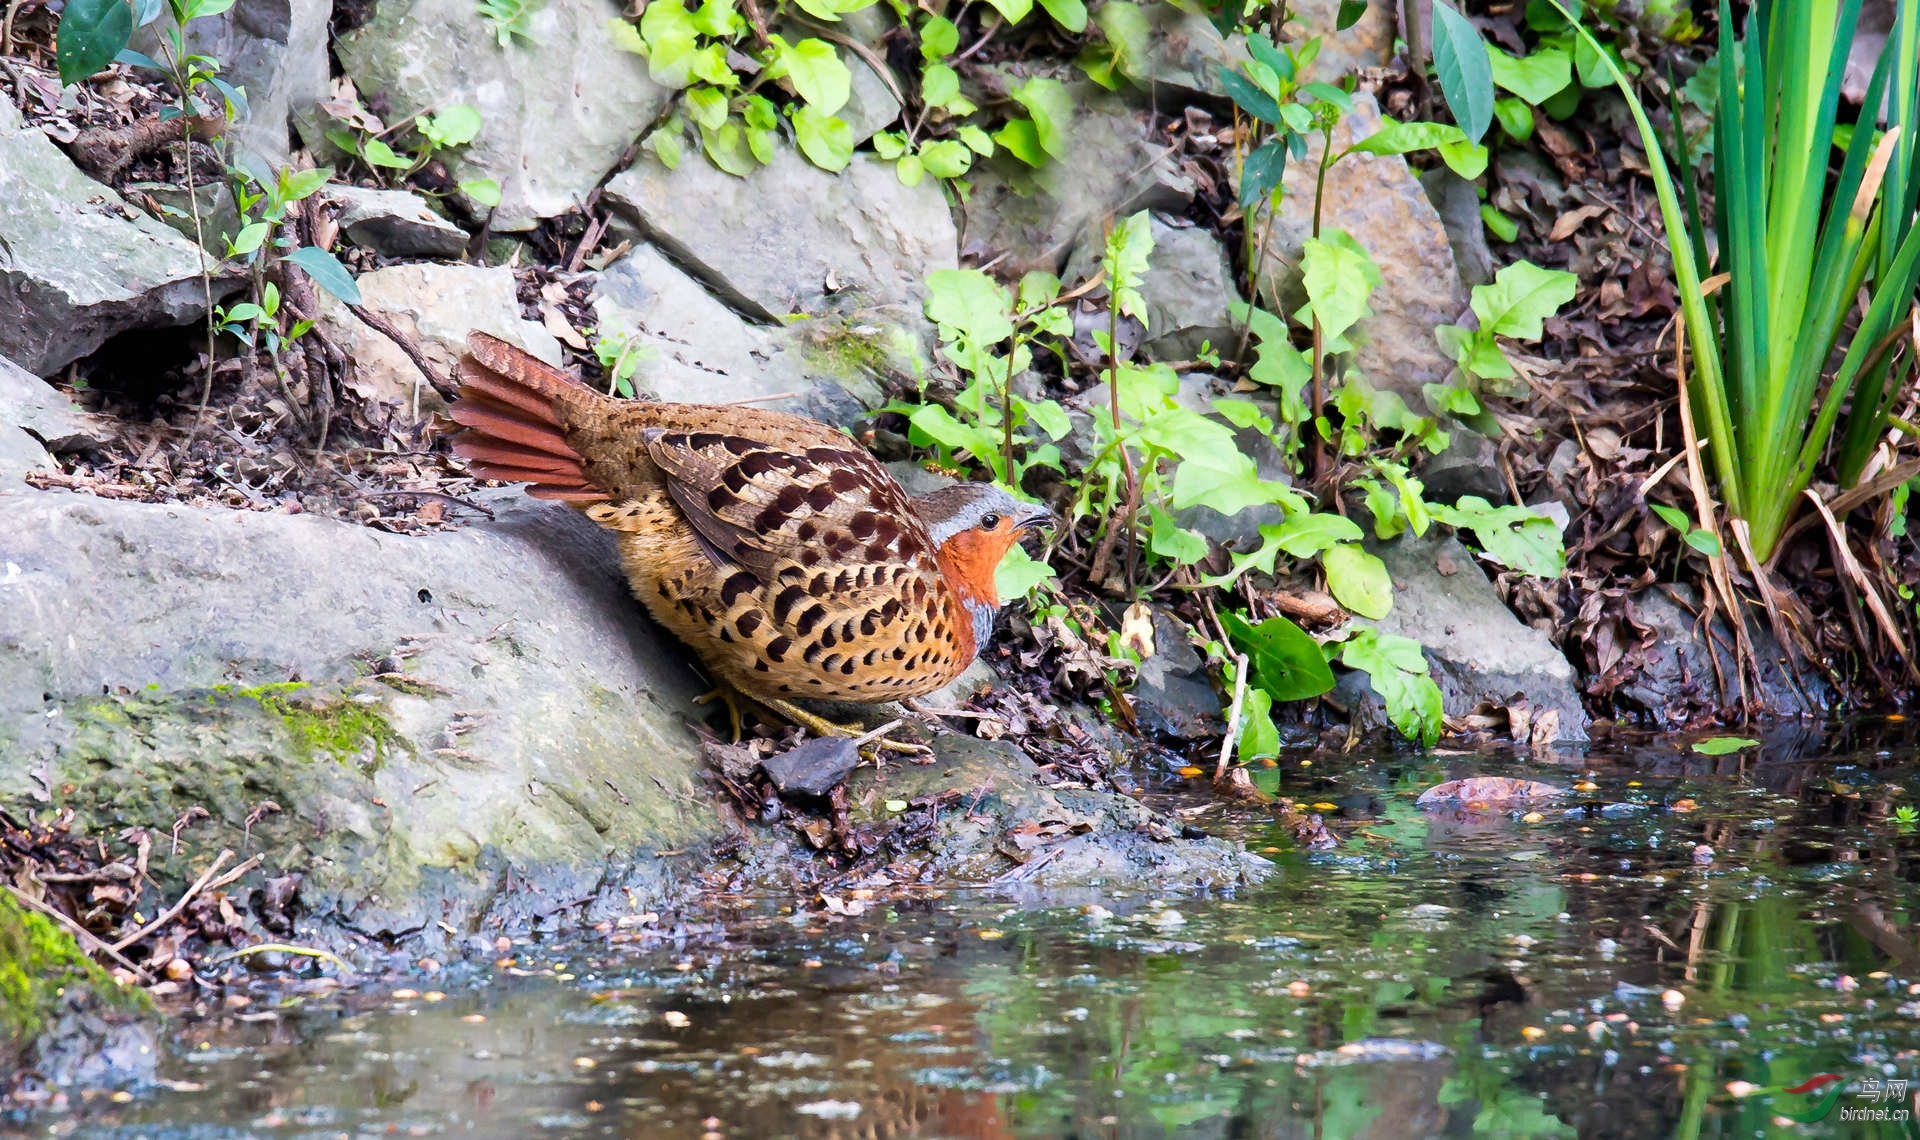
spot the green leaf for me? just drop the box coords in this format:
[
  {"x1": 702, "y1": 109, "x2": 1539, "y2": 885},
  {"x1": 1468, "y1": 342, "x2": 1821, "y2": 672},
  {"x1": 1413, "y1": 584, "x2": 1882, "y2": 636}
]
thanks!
[
  {"x1": 1470, "y1": 259, "x2": 1577, "y2": 340},
  {"x1": 995, "y1": 543, "x2": 1056, "y2": 599},
  {"x1": 1266, "y1": 512, "x2": 1364, "y2": 557},
  {"x1": 918, "y1": 138, "x2": 972, "y2": 178},
  {"x1": 220, "y1": 302, "x2": 265, "y2": 324},
  {"x1": 458, "y1": 178, "x2": 502, "y2": 206},
  {"x1": 279, "y1": 167, "x2": 332, "y2": 203},
  {"x1": 1345, "y1": 117, "x2": 1466, "y2": 158},
  {"x1": 1335, "y1": 0, "x2": 1366, "y2": 29},
  {"x1": 884, "y1": 798, "x2": 909, "y2": 812},
  {"x1": 1091, "y1": 0, "x2": 1148, "y2": 73},
  {"x1": 792, "y1": 106, "x2": 853, "y2": 171},
  {"x1": 1101, "y1": 210, "x2": 1154, "y2": 320},
  {"x1": 1430, "y1": 496, "x2": 1566, "y2": 576},
  {"x1": 957, "y1": 125, "x2": 994, "y2": 156},
  {"x1": 1339, "y1": 628, "x2": 1441, "y2": 746},
  {"x1": 1650, "y1": 503, "x2": 1690, "y2": 531},
  {"x1": 1486, "y1": 43, "x2": 1572, "y2": 105},
  {"x1": 919, "y1": 13, "x2": 959, "y2": 58},
  {"x1": 1691, "y1": 736, "x2": 1759, "y2": 755},
  {"x1": 870, "y1": 129, "x2": 907, "y2": 159},
  {"x1": 286, "y1": 246, "x2": 361, "y2": 305},
  {"x1": 643, "y1": 127, "x2": 683, "y2": 169},
  {"x1": 980, "y1": 0, "x2": 1032, "y2": 24},
  {"x1": 362, "y1": 137, "x2": 411, "y2": 169},
  {"x1": 1322, "y1": 542, "x2": 1391, "y2": 619},
  {"x1": 1492, "y1": 95, "x2": 1535, "y2": 140},
  {"x1": 1300, "y1": 81, "x2": 1352, "y2": 112},
  {"x1": 924, "y1": 269, "x2": 1014, "y2": 345},
  {"x1": 993, "y1": 118, "x2": 1047, "y2": 166},
  {"x1": 1038, "y1": 0, "x2": 1088, "y2": 32},
  {"x1": 420, "y1": 104, "x2": 482, "y2": 148},
  {"x1": 1010, "y1": 77, "x2": 1073, "y2": 159},
  {"x1": 684, "y1": 85, "x2": 729, "y2": 129},
  {"x1": 895, "y1": 153, "x2": 925, "y2": 186},
  {"x1": 1683, "y1": 529, "x2": 1722, "y2": 556},
  {"x1": 1299, "y1": 235, "x2": 1377, "y2": 347},
  {"x1": 775, "y1": 37, "x2": 851, "y2": 114},
  {"x1": 58, "y1": 0, "x2": 133, "y2": 84},
  {"x1": 1236, "y1": 689, "x2": 1281, "y2": 764},
  {"x1": 1223, "y1": 611, "x2": 1337, "y2": 702},
  {"x1": 1430, "y1": 1, "x2": 1492, "y2": 144},
  {"x1": 1219, "y1": 68, "x2": 1283, "y2": 125},
  {"x1": 227, "y1": 221, "x2": 270, "y2": 256},
  {"x1": 1239, "y1": 138, "x2": 1286, "y2": 209},
  {"x1": 638, "y1": 0, "x2": 701, "y2": 88},
  {"x1": 921, "y1": 62, "x2": 961, "y2": 108},
  {"x1": 1480, "y1": 204, "x2": 1519, "y2": 242},
  {"x1": 690, "y1": 0, "x2": 738, "y2": 36},
  {"x1": 1148, "y1": 503, "x2": 1210, "y2": 565},
  {"x1": 699, "y1": 120, "x2": 757, "y2": 176},
  {"x1": 1211, "y1": 397, "x2": 1272, "y2": 434}
]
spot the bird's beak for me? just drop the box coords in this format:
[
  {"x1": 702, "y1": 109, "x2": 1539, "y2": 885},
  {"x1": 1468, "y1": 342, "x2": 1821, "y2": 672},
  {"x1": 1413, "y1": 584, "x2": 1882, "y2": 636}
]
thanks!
[{"x1": 1016, "y1": 502, "x2": 1052, "y2": 532}]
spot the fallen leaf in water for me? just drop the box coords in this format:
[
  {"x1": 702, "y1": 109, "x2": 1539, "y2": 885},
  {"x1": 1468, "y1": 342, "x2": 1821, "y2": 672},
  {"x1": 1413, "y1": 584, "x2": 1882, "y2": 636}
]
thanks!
[{"x1": 1416, "y1": 777, "x2": 1568, "y2": 808}]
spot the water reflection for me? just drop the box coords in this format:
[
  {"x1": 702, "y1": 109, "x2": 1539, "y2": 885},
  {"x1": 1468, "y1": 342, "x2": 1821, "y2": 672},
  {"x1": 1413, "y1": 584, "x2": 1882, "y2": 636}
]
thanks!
[{"x1": 25, "y1": 726, "x2": 1920, "y2": 1140}]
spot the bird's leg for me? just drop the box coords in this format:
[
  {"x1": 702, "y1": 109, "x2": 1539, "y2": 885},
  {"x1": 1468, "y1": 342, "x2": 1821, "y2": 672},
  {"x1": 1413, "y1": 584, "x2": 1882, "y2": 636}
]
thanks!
[
  {"x1": 764, "y1": 697, "x2": 930, "y2": 756},
  {"x1": 694, "y1": 687, "x2": 746, "y2": 741}
]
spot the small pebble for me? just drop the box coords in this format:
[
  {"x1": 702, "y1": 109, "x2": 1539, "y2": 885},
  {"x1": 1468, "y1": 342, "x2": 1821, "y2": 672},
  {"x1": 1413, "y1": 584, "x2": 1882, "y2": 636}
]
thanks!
[
  {"x1": 1662, "y1": 989, "x2": 1685, "y2": 1010},
  {"x1": 662, "y1": 1010, "x2": 691, "y2": 1028},
  {"x1": 164, "y1": 958, "x2": 193, "y2": 981}
]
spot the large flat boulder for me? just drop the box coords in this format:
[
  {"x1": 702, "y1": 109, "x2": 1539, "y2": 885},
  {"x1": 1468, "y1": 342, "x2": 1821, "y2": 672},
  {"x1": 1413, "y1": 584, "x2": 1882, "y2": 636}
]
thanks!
[
  {"x1": 0, "y1": 354, "x2": 112, "y2": 487},
  {"x1": 0, "y1": 489, "x2": 718, "y2": 950},
  {"x1": 0, "y1": 101, "x2": 218, "y2": 376},
  {"x1": 589, "y1": 244, "x2": 888, "y2": 425},
  {"x1": 335, "y1": 0, "x2": 673, "y2": 230},
  {"x1": 602, "y1": 150, "x2": 956, "y2": 329},
  {"x1": 133, "y1": 0, "x2": 330, "y2": 169}
]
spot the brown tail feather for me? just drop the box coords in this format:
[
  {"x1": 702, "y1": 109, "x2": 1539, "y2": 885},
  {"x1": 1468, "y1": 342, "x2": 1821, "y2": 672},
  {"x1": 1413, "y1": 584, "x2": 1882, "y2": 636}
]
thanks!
[{"x1": 448, "y1": 332, "x2": 606, "y2": 502}]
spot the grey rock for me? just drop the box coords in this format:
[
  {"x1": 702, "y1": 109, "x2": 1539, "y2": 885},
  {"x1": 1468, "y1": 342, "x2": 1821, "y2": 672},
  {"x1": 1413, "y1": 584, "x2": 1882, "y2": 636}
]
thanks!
[
  {"x1": 1129, "y1": 4, "x2": 1248, "y2": 99},
  {"x1": 122, "y1": 180, "x2": 243, "y2": 249},
  {"x1": 1247, "y1": 93, "x2": 1467, "y2": 409},
  {"x1": 134, "y1": 0, "x2": 329, "y2": 169},
  {"x1": 1418, "y1": 426, "x2": 1508, "y2": 505},
  {"x1": 1617, "y1": 586, "x2": 1831, "y2": 726},
  {"x1": 1130, "y1": 607, "x2": 1223, "y2": 742},
  {"x1": 0, "y1": 893, "x2": 158, "y2": 1092},
  {"x1": 840, "y1": 47, "x2": 903, "y2": 146},
  {"x1": 1344, "y1": 530, "x2": 1589, "y2": 741},
  {"x1": 962, "y1": 82, "x2": 1195, "y2": 275},
  {"x1": 862, "y1": 736, "x2": 1269, "y2": 890},
  {"x1": 314, "y1": 263, "x2": 561, "y2": 420},
  {"x1": 1419, "y1": 167, "x2": 1494, "y2": 287},
  {"x1": 0, "y1": 108, "x2": 220, "y2": 376},
  {"x1": 0, "y1": 353, "x2": 112, "y2": 489},
  {"x1": 1285, "y1": 0, "x2": 1396, "y2": 80},
  {"x1": 602, "y1": 150, "x2": 955, "y2": 328},
  {"x1": 762, "y1": 737, "x2": 861, "y2": 797},
  {"x1": 590, "y1": 244, "x2": 887, "y2": 424},
  {"x1": 326, "y1": 185, "x2": 470, "y2": 259},
  {"x1": 1064, "y1": 215, "x2": 1239, "y2": 361},
  {"x1": 0, "y1": 488, "x2": 718, "y2": 950},
  {"x1": 336, "y1": 0, "x2": 674, "y2": 230}
]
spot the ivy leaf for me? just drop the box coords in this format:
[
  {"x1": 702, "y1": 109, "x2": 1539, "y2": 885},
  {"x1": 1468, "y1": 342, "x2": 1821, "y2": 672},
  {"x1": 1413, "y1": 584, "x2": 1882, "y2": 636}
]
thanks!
[
  {"x1": 227, "y1": 221, "x2": 270, "y2": 256},
  {"x1": 957, "y1": 124, "x2": 995, "y2": 155},
  {"x1": 1171, "y1": 449, "x2": 1293, "y2": 518},
  {"x1": 1237, "y1": 689, "x2": 1281, "y2": 764},
  {"x1": 1298, "y1": 235, "x2": 1377, "y2": 347},
  {"x1": 979, "y1": 0, "x2": 1032, "y2": 23},
  {"x1": 1265, "y1": 512, "x2": 1364, "y2": 557},
  {"x1": 1430, "y1": 495, "x2": 1566, "y2": 576},
  {"x1": 993, "y1": 118, "x2": 1047, "y2": 166},
  {"x1": 286, "y1": 246, "x2": 361, "y2": 305},
  {"x1": 775, "y1": 37, "x2": 851, "y2": 114},
  {"x1": 924, "y1": 269, "x2": 1014, "y2": 345},
  {"x1": 1486, "y1": 42, "x2": 1572, "y2": 105},
  {"x1": 1091, "y1": 0, "x2": 1149, "y2": 73},
  {"x1": 921, "y1": 62, "x2": 961, "y2": 108},
  {"x1": 419, "y1": 104, "x2": 482, "y2": 147},
  {"x1": 362, "y1": 137, "x2": 411, "y2": 169},
  {"x1": 919, "y1": 13, "x2": 959, "y2": 58},
  {"x1": 792, "y1": 106, "x2": 853, "y2": 171},
  {"x1": 1223, "y1": 611, "x2": 1336, "y2": 702},
  {"x1": 1322, "y1": 542, "x2": 1391, "y2": 618},
  {"x1": 1146, "y1": 503, "x2": 1210, "y2": 565},
  {"x1": 895, "y1": 152, "x2": 925, "y2": 186},
  {"x1": 1010, "y1": 77, "x2": 1073, "y2": 159},
  {"x1": 57, "y1": 0, "x2": 133, "y2": 85},
  {"x1": 684, "y1": 85, "x2": 729, "y2": 130},
  {"x1": 1038, "y1": 0, "x2": 1088, "y2": 32},
  {"x1": 699, "y1": 119, "x2": 757, "y2": 175},
  {"x1": 1430, "y1": 0, "x2": 1492, "y2": 144},
  {"x1": 638, "y1": 0, "x2": 701, "y2": 88},
  {"x1": 918, "y1": 138, "x2": 973, "y2": 178},
  {"x1": 995, "y1": 544, "x2": 1057, "y2": 599},
  {"x1": 1210, "y1": 397, "x2": 1273, "y2": 434},
  {"x1": 459, "y1": 178, "x2": 503, "y2": 206},
  {"x1": 1470, "y1": 259, "x2": 1578, "y2": 340},
  {"x1": 1339, "y1": 628, "x2": 1441, "y2": 746},
  {"x1": 1101, "y1": 210, "x2": 1155, "y2": 319}
]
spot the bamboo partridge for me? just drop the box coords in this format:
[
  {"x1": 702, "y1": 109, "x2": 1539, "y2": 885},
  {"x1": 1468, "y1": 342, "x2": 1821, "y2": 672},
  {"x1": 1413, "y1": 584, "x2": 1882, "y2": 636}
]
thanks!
[{"x1": 447, "y1": 332, "x2": 1048, "y2": 718}]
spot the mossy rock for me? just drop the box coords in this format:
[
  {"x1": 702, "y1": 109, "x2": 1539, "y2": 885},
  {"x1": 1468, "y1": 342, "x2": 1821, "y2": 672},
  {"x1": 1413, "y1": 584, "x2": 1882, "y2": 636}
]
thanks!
[{"x1": 0, "y1": 892, "x2": 156, "y2": 1089}]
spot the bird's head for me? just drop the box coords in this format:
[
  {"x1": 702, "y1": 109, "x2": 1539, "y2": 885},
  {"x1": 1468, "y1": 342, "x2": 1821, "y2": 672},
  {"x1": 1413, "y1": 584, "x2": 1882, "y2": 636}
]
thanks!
[{"x1": 913, "y1": 482, "x2": 1052, "y2": 610}]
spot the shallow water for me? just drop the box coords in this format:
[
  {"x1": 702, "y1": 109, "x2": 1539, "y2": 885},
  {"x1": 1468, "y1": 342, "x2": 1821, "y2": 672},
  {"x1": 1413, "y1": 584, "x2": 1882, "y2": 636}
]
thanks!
[{"x1": 19, "y1": 723, "x2": 1920, "y2": 1139}]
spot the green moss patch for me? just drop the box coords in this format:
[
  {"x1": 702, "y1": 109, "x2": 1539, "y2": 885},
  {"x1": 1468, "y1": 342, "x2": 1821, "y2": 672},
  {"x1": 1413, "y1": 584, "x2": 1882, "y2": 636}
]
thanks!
[{"x1": 0, "y1": 892, "x2": 148, "y2": 1060}]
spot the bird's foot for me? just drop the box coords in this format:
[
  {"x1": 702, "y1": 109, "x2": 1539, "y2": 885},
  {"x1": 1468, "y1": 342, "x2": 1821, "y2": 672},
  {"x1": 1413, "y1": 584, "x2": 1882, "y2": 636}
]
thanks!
[
  {"x1": 694, "y1": 687, "x2": 747, "y2": 741},
  {"x1": 764, "y1": 698, "x2": 931, "y2": 757}
]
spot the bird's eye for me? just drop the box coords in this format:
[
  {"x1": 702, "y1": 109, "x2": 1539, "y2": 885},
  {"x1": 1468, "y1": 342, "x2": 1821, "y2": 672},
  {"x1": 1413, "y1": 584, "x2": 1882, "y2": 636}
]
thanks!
[{"x1": 980, "y1": 512, "x2": 1001, "y2": 529}]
